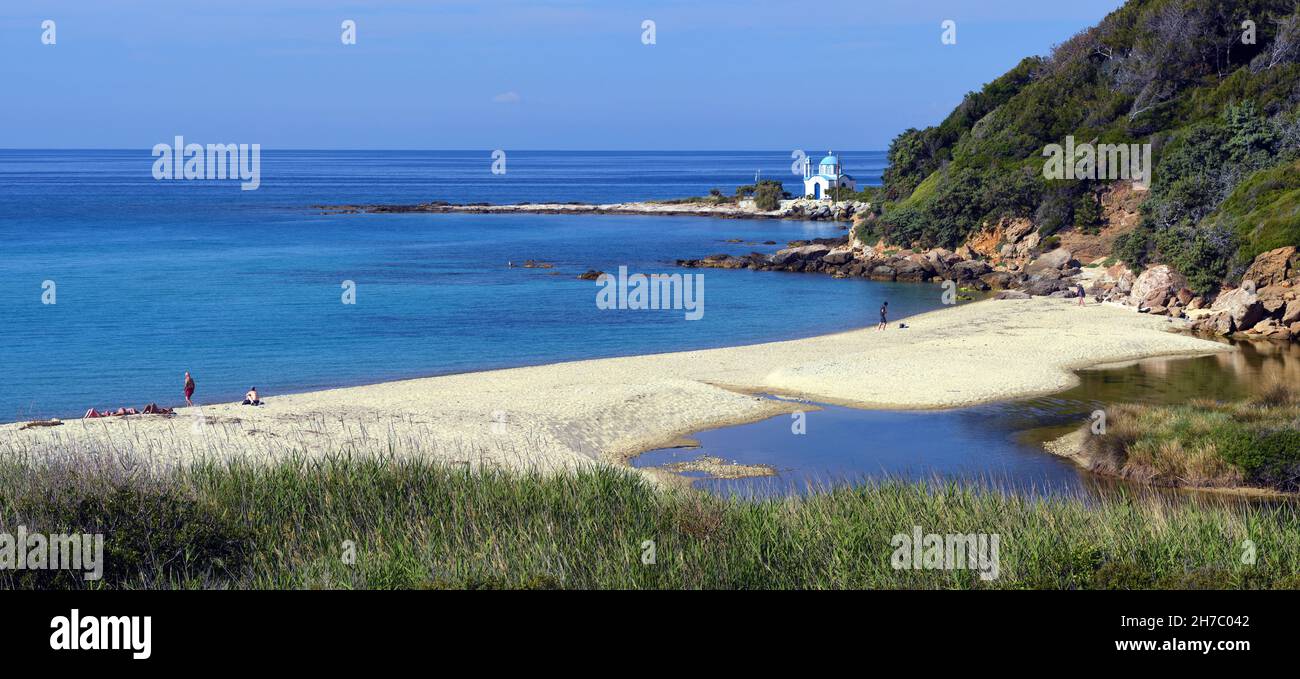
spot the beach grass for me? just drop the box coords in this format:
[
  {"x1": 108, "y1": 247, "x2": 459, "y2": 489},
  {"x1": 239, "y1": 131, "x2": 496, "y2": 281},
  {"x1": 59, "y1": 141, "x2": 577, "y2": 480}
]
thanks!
[
  {"x1": 2, "y1": 446, "x2": 1298, "y2": 590},
  {"x1": 1082, "y1": 382, "x2": 1300, "y2": 493}
]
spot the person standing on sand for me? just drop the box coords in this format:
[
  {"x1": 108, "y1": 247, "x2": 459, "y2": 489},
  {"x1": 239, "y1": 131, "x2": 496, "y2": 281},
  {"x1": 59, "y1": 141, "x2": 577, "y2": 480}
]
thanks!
[
  {"x1": 1077, "y1": 283, "x2": 1087, "y2": 306},
  {"x1": 184, "y1": 372, "x2": 195, "y2": 406},
  {"x1": 877, "y1": 301, "x2": 889, "y2": 331}
]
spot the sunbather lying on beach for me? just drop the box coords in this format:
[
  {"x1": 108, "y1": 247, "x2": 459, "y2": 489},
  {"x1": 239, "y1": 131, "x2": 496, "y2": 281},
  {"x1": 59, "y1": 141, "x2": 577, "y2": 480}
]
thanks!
[
  {"x1": 83, "y1": 407, "x2": 138, "y2": 418},
  {"x1": 83, "y1": 404, "x2": 174, "y2": 418}
]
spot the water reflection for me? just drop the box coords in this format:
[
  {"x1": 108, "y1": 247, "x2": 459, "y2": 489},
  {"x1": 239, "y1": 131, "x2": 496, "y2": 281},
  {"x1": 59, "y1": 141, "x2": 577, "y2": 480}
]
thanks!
[{"x1": 632, "y1": 340, "x2": 1300, "y2": 502}]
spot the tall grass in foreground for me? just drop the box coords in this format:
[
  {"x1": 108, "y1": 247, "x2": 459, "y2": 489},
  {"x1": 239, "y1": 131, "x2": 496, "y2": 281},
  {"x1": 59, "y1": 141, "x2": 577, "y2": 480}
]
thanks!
[{"x1": 1, "y1": 449, "x2": 1297, "y2": 589}]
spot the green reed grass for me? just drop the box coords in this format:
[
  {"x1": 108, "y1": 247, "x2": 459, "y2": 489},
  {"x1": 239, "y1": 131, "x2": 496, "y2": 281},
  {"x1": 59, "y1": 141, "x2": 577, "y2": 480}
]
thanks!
[{"x1": 2, "y1": 447, "x2": 1297, "y2": 589}]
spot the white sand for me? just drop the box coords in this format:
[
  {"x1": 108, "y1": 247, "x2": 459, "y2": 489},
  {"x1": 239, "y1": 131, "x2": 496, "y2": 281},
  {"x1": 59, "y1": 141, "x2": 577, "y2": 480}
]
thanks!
[{"x1": 1, "y1": 298, "x2": 1232, "y2": 473}]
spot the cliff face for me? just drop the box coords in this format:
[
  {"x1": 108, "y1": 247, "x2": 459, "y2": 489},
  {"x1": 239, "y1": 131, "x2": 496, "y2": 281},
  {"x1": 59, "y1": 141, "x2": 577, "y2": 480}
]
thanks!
[
  {"x1": 945, "y1": 181, "x2": 1144, "y2": 272},
  {"x1": 1057, "y1": 183, "x2": 1145, "y2": 264}
]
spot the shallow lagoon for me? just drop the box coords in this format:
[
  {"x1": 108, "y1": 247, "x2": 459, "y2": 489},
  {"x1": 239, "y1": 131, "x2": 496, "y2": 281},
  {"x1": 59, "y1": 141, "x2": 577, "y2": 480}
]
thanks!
[{"x1": 634, "y1": 341, "x2": 1300, "y2": 500}]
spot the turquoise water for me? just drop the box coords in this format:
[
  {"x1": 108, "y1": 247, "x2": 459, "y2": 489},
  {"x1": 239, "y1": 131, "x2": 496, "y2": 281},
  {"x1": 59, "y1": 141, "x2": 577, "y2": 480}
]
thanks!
[
  {"x1": 0, "y1": 150, "x2": 925, "y2": 421},
  {"x1": 7, "y1": 149, "x2": 1292, "y2": 501}
]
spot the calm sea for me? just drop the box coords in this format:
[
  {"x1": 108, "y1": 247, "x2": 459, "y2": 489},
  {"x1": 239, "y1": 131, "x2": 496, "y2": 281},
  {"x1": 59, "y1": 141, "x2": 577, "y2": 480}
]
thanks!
[{"x1": 0, "y1": 149, "x2": 932, "y2": 421}]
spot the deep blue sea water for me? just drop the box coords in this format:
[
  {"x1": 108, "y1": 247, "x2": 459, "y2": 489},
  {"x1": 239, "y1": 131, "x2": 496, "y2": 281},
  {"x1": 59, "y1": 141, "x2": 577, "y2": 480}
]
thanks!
[{"x1": 0, "y1": 149, "x2": 923, "y2": 421}]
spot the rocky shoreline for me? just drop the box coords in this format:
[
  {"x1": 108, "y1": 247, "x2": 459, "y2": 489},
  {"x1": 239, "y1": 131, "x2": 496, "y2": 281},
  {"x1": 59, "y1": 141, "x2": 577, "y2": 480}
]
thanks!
[
  {"x1": 321, "y1": 195, "x2": 1299, "y2": 343},
  {"x1": 679, "y1": 219, "x2": 1300, "y2": 343},
  {"x1": 677, "y1": 228, "x2": 1088, "y2": 299}
]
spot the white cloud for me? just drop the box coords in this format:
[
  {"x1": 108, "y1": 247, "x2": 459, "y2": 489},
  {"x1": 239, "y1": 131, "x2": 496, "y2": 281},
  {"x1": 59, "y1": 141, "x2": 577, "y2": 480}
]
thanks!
[{"x1": 492, "y1": 91, "x2": 522, "y2": 104}]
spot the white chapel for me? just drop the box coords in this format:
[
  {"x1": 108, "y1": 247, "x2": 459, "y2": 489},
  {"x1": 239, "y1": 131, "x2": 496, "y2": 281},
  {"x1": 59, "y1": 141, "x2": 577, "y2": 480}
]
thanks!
[{"x1": 801, "y1": 151, "x2": 856, "y2": 199}]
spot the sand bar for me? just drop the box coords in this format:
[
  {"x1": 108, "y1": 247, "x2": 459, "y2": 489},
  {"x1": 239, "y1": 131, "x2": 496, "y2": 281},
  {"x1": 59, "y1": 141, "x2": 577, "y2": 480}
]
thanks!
[{"x1": 1, "y1": 298, "x2": 1232, "y2": 473}]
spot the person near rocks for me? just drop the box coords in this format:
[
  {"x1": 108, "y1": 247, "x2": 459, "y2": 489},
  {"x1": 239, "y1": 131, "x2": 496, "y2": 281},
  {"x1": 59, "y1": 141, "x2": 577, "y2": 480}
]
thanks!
[{"x1": 877, "y1": 301, "x2": 889, "y2": 331}]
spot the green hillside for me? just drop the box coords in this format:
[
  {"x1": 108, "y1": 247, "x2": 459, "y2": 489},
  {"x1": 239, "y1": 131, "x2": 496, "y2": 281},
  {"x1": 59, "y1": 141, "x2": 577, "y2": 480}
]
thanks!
[{"x1": 869, "y1": 0, "x2": 1300, "y2": 293}]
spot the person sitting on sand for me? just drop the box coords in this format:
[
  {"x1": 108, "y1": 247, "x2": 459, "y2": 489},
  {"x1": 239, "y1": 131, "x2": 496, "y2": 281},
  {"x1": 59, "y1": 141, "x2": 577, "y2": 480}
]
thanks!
[
  {"x1": 877, "y1": 301, "x2": 889, "y2": 331},
  {"x1": 242, "y1": 387, "x2": 263, "y2": 406}
]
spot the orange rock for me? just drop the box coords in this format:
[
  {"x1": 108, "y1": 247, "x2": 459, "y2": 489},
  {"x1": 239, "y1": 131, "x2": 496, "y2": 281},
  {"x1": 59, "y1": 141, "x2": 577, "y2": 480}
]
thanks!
[{"x1": 1242, "y1": 246, "x2": 1297, "y2": 289}]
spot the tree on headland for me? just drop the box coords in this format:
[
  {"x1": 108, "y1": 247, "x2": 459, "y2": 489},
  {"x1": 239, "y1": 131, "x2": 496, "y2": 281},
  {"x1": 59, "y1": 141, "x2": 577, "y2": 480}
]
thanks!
[{"x1": 735, "y1": 180, "x2": 789, "y2": 211}]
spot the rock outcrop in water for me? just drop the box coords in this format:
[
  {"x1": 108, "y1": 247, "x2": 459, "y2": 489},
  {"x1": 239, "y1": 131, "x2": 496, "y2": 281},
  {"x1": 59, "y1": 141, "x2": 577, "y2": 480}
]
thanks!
[
  {"x1": 680, "y1": 237, "x2": 1300, "y2": 346},
  {"x1": 320, "y1": 194, "x2": 1300, "y2": 344},
  {"x1": 677, "y1": 233, "x2": 1081, "y2": 296}
]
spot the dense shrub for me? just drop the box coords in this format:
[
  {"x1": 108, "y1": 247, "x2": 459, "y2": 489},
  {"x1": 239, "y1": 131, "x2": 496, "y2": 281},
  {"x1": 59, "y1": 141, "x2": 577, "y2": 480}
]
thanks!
[
  {"x1": 4, "y1": 473, "x2": 251, "y2": 588},
  {"x1": 1114, "y1": 227, "x2": 1150, "y2": 269},
  {"x1": 1151, "y1": 225, "x2": 1238, "y2": 294},
  {"x1": 875, "y1": 0, "x2": 1300, "y2": 289},
  {"x1": 1074, "y1": 191, "x2": 1103, "y2": 233},
  {"x1": 1221, "y1": 429, "x2": 1300, "y2": 491},
  {"x1": 736, "y1": 180, "x2": 788, "y2": 211}
]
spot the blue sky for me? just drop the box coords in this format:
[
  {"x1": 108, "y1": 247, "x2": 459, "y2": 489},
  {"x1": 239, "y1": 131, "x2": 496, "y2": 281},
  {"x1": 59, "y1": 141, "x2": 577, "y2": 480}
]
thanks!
[{"x1": 0, "y1": 0, "x2": 1126, "y2": 150}]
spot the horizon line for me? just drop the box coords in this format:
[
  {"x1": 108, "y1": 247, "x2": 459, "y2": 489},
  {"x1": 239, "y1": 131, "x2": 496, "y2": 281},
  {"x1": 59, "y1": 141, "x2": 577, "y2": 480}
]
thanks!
[{"x1": 0, "y1": 147, "x2": 888, "y2": 153}]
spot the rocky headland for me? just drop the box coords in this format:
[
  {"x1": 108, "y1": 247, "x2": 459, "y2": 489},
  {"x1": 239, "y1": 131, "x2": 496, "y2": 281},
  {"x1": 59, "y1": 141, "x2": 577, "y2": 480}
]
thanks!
[{"x1": 316, "y1": 198, "x2": 873, "y2": 223}]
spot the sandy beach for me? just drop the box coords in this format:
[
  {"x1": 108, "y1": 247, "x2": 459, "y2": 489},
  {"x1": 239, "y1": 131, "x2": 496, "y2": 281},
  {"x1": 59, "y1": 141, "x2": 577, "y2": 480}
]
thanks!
[{"x1": 1, "y1": 297, "x2": 1232, "y2": 473}]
